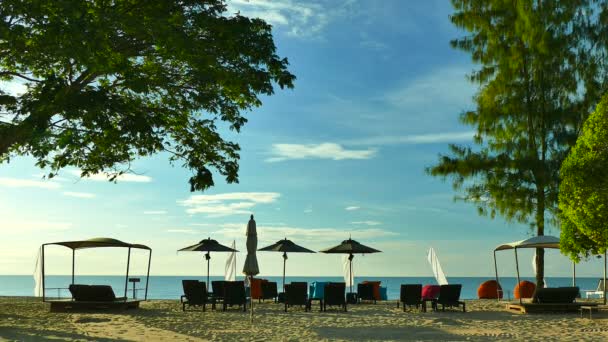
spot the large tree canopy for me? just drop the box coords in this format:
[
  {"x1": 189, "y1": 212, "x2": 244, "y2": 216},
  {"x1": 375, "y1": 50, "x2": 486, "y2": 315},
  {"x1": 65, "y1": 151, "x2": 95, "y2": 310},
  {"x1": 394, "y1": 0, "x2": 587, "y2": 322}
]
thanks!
[
  {"x1": 559, "y1": 94, "x2": 608, "y2": 261},
  {"x1": 427, "y1": 0, "x2": 608, "y2": 286},
  {"x1": 0, "y1": 0, "x2": 295, "y2": 191}
]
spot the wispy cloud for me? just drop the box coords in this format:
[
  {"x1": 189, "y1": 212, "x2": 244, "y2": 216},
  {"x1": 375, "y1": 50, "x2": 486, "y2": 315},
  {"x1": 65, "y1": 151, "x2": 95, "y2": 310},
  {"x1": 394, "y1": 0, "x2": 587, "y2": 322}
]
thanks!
[
  {"x1": 344, "y1": 131, "x2": 475, "y2": 146},
  {"x1": 0, "y1": 177, "x2": 61, "y2": 189},
  {"x1": 0, "y1": 221, "x2": 72, "y2": 233},
  {"x1": 228, "y1": 0, "x2": 351, "y2": 38},
  {"x1": 267, "y1": 143, "x2": 376, "y2": 162},
  {"x1": 62, "y1": 191, "x2": 96, "y2": 199},
  {"x1": 345, "y1": 206, "x2": 360, "y2": 211},
  {"x1": 304, "y1": 208, "x2": 313, "y2": 214},
  {"x1": 179, "y1": 192, "x2": 280, "y2": 217},
  {"x1": 351, "y1": 221, "x2": 382, "y2": 226},
  {"x1": 167, "y1": 229, "x2": 198, "y2": 234},
  {"x1": 68, "y1": 169, "x2": 152, "y2": 183},
  {"x1": 143, "y1": 210, "x2": 167, "y2": 215}
]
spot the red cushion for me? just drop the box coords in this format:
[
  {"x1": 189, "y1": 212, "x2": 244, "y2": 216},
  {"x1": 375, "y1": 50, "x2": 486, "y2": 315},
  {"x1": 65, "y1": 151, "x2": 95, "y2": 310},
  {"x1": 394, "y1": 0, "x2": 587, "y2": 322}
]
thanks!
[
  {"x1": 422, "y1": 285, "x2": 440, "y2": 299},
  {"x1": 477, "y1": 280, "x2": 503, "y2": 299},
  {"x1": 250, "y1": 278, "x2": 268, "y2": 299},
  {"x1": 514, "y1": 280, "x2": 536, "y2": 299},
  {"x1": 363, "y1": 281, "x2": 382, "y2": 300}
]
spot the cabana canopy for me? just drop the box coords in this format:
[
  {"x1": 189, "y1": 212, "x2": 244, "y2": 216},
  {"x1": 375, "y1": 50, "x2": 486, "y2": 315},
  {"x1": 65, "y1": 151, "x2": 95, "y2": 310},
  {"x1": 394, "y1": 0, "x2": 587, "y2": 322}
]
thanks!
[
  {"x1": 40, "y1": 237, "x2": 152, "y2": 302},
  {"x1": 494, "y1": 235, "x2": 560, "y2": 251},
  {"x1": 45, "y1": 237, "x2": 151, "y2": 250}
]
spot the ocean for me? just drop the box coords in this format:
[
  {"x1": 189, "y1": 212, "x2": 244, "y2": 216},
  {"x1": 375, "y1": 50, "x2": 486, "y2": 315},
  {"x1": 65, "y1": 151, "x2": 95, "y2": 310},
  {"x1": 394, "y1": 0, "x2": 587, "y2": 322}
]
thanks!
[{"x1": 0, "y1": 275, "x2": 601, "y2": 300}]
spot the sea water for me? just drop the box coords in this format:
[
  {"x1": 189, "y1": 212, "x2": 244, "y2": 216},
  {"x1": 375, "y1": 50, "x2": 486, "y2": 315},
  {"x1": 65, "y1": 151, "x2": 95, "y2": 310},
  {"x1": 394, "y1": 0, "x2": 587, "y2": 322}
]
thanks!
[{"x1": 0, "y1": 275, "x2": 601, "y2": 300}]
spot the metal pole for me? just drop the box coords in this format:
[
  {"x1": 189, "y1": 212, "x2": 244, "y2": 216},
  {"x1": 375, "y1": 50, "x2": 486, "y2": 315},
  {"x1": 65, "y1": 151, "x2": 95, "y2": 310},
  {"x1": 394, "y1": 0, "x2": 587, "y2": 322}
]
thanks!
[
  {"x1": 145, "y1": 249, "x2": 152, "y2": 300},
  {"x1": 349, "y1": 253, "x2": 354, "y2": 294},
  {"x1": 124, "y1": 247, "x2": 131, "y2": 300},
  {"x1": 72, "y1": 249, "x2": 75, "y2": 285},
  {"x1": 42, "y1": 245, "x2": 46, "y2": 302},
  {"x1": 206, "y1": 252, "x2": 211, "y2": 292},
  {"x1": 514, "y1": 248, "x2": 521, "y2": 305},
  {"x1": 282, "y1": 252, "x2": 287, "y2": 292},
  {"x1": 493, "y1": 250, "x2": 500, "y2": 301}
]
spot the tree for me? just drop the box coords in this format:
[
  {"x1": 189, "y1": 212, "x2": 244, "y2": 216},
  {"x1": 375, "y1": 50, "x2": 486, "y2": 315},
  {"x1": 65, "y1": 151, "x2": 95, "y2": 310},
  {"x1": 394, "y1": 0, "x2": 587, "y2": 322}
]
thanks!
[
  {"x1": 427, "y1": 0, "x2": 607, "y2": 286},
  {"x1": 559, "y1": 94, "x2": 608, "y2": 261},
  {"x1": 0, "y1": 0, "x2": 295, "y2": 191}
]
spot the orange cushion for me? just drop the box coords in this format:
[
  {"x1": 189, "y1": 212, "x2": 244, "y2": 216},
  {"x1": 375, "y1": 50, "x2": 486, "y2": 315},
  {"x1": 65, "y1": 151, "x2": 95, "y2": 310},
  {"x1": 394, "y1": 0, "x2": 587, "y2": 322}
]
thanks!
[
  {"x1": 363, "y1": 281, "x2": 381, "y2": 300},
  {"x1": 514, "y1": 280, "x2": 536, "y2": 299},
  {"x1": 250, "y1": 278, "x2": 268, "y2": 299},
  {"x1": 477, "y1": 280, "x2": 503, "y2": 299}
]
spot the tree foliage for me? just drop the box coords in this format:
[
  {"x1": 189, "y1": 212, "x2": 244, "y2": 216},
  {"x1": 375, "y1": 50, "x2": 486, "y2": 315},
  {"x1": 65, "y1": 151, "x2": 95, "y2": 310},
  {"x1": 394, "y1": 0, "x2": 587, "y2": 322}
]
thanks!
[
  {"x1": 559, "y1": 94, "x2": 608, "y2": 261},
  {"x1": 0, "y1": 0, "x2": 295, "y2": 191},
  {"x1": 427, "y1": 0, "x2": 608, "y2": 285}
]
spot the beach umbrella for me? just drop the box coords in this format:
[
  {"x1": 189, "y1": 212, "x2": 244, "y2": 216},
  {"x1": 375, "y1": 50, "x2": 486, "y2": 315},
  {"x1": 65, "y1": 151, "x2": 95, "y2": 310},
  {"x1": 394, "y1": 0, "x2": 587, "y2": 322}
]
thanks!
[
  {"x1": 320, "y1": 238, "x2": 381, "y2": 293},
  {"x1": 178, "y1": 238, "x2": 238, "y2": 292},
  {"x1": 242, "y1": 215, "x2": 259, "y2": 320},
  {"x1": 259, "y1": 238, "x2": 315, "y2": 292}
]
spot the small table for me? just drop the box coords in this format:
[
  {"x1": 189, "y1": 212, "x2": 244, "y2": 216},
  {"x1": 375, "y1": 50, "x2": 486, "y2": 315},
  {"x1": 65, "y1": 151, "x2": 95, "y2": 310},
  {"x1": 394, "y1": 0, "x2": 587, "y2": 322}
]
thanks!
[{"x1": 308, "y1": 298, "x2": 324, "y2": 311}]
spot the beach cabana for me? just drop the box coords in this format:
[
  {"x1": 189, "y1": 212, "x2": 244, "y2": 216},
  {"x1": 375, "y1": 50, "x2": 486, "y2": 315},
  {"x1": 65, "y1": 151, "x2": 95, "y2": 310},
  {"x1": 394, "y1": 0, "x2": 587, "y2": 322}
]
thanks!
[{"x1": 39, "y1": 237, "x2": 152, "y2": 311}]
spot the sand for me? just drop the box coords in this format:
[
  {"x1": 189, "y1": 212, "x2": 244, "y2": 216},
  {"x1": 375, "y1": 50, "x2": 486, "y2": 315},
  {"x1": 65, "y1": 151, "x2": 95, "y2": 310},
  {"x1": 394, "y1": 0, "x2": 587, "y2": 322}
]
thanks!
[{"x1": 1, "y1": 297, "x2": 608, "y2": 341}]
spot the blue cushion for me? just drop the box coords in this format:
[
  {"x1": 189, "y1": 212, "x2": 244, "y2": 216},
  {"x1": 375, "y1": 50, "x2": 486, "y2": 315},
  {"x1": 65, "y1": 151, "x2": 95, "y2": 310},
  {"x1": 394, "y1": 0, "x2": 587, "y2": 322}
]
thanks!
[
  {"x1": 309, "y1": 281, "x2": 326, "y2": 299},
  {"x1": 380, "y1": 286, "x2": 388, "y2": 300}
]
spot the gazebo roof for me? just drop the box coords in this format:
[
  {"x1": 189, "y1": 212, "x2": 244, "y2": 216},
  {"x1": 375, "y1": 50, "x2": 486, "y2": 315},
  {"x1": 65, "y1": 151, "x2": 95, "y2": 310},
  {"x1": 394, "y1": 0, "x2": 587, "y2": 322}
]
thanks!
[
  {"x1": 44, "y1": 237, "x2": 151, "y2": 250},
  {"x1": 494, "y1": 235, "x2": 560, "y2": 251}
]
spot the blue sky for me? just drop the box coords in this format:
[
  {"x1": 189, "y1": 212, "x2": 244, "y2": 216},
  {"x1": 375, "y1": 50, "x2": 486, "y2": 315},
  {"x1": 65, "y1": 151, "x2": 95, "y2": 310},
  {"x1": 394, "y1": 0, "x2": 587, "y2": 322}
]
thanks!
[{"x1": 0, "y1": 0, "x2": 604, "y2": 279}]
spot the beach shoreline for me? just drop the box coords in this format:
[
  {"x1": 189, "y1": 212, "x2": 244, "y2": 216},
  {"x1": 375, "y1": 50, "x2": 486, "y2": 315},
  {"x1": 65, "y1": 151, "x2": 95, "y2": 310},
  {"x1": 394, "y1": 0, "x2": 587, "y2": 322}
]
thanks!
[{"x1": 1, "y1": 296, "x2": 608, "y2": 341}]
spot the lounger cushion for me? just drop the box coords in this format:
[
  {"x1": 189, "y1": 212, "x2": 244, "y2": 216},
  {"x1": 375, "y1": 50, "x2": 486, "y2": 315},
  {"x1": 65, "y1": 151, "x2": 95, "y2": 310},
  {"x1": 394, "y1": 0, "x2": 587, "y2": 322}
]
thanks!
[
  {"x1": 362, "y1": 281, "x2": 381, "y2": 300},
  {"x1": 69, "y1": 284, "x2": 117, "y2": 302},
  {"x1": 422, "y1": 285, "x2": 440, "y2": 299},
  {"x1": 310, "y1": 282, "x2": 326, "y2": 299},
  {"x1": 380, "y1": 287, "x2": 388, "y2": 300},
  {"x1": 534, "y1": 287, "x2": 579, "y2": 304}
]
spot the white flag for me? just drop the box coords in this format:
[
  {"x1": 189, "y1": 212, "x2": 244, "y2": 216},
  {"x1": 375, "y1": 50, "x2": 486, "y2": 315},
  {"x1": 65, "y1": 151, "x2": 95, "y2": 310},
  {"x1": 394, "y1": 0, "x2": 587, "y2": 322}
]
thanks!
[
  {"x1": 225, "y1": 240, "x2": 236, "y2": 281},
  {"x1": 427, "y1": 247, "x2": 448, "y2": 285},
  {"x1": 33, "y1": 247, "x2": 43, "y2": 297}
]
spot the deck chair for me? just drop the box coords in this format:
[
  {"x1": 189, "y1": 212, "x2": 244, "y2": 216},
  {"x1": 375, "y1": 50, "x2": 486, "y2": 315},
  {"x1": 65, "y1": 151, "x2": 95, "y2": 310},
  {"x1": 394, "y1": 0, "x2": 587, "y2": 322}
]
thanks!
[
  {"x1": 399, "y1": 284, "x2": 423, "y2": 312},
  {"x1": 211, "y1": 280, "x2": 226, "y2": 306},
  {"x1": 436, "y1": 284, "x2": 466, "y2": 312},
  {"x1": 223, "y1": 281, "x2": 247, "y2": 312},
  {"x1": 261, "y1": 281, "x2": 278, "y2": 303},
  {"x1": 69, "y1": 284, "x2": 126, "y2": 302},
  {"x1": 284, "y1": 282, "x2": 309, "y2": 312},
  {"x1": 533, "y1": 287, "x2": 579, "y2": 304},
  {"x1": 180, "y1": 280, "x2": 211, "y2": 311},
  {"x1": 323, "y1": 282, "x2": 347, "y2": 312},
  {"x1": 583, "y1": 279, "x2": 606, "y2": 299},
  {"x1": 357, "y1": 283, "x2": 376, "y2": 304}
]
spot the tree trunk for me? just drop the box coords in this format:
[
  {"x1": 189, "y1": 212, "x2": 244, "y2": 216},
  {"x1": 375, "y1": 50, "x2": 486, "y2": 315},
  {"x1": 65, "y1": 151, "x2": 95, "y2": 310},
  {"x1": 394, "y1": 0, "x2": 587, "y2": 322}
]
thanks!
[{"x1": 535, "y1": 187, "x2": 546, "y2": 288}]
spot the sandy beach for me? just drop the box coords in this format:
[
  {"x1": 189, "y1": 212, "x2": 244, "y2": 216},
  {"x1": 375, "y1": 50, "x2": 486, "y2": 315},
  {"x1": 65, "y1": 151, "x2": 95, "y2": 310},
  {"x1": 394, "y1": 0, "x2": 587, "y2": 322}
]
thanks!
[{"x1": 1, "y1": 297, "x2": 608, "y2": 341}]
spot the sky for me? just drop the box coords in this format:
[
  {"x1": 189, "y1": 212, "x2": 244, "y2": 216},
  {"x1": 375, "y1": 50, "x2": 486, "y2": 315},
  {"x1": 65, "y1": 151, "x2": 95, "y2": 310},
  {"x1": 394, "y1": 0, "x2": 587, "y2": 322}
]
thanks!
[{"x1": 1, "y1": 0, "x2": 605, "y2": 279}]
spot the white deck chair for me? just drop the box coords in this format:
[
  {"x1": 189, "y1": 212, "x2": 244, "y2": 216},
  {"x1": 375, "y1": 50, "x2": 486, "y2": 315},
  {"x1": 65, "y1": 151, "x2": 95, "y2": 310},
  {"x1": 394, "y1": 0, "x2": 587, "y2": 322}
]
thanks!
[{"x1": 584, "y1": 279, "x2": 606, "y2": 299}]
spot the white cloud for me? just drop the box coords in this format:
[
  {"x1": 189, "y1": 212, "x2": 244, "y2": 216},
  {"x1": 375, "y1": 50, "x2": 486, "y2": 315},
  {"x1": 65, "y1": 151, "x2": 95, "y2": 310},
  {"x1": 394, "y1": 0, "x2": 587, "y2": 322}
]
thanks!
[
  {"x1": 304, "y1": 208, "x2": 313, "y2": 214},
  {"x1": 0, "y1": 177, "x2": 61, "y2": 190},
  {"x1": 345, "y1": 206, "x2": 360, "y2": 211},
  {"x1": 62, "y1": 191, "x2": 96, "y2": 199},
  {"x1": 267, "y1": 143, "x2": 376, "y2": 162},
  {"x1": 228, "y1": 0, "x2": 333, "y2": 38},
  {"x1": 143, "y1": 210, "x2": 167, "y2": 215},
  {"x1": 0, "y1": 80, "x2": 27, "y2": 96},
  {"x1": 351, "y1": 221, "x2": 382, "y2": 226},
  {"x1": 345, "y1": 131, "x2": 475, "y2": 146},
  {"x1": 179, "y1": 192, "x2": 280, "y2": 217},
  {"x1": 167, "y1": 229, "x2": 198, "y2": 234},
  {"x1": 68, "y1": 170, "x2": 152, "y2": 183},
  {"x1": 0, "y1": 221, "x2": 72, "y2": 233}
]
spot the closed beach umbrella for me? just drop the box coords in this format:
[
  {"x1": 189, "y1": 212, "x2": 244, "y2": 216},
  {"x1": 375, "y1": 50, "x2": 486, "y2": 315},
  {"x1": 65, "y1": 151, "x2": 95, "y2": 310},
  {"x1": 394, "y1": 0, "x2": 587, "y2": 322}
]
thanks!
[
  {"x1": 320, "y1": 238, "x2": 381, "y2": 293},
  {"x1": 178, "y1": 238, "x2": 238, "y2": 292},
  {"x1": 242, "y1": 215, "x2": 259, "y2": 320},
  {"x1": 259, "y1": 238, "x2": 315, "y2": 292}
]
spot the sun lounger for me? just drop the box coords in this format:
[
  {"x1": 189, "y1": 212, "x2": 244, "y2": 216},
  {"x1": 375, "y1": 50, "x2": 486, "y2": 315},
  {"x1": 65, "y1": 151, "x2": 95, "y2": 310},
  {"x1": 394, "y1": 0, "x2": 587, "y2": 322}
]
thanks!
[
  {"x1": 399, "y1": 284, "x2": 423, "y2": 312},
  {"x1": 261, "y1": 281, "x2": 278, "y2": 302},
  {"x1": 357, "y1": 283, "x2": 376, "y2": 304},
  {"x1": 507, "y1": 287, "x2": 598, "y2": 313},
  {"x1": 323, "y1": 282, "x2": 347, "y2": 312},
  {"x1": 211, "y1": 280, "x2": 226, "y2": 305},
  {"x1": 222, "y1": 281, "x2": 247, "y2": 312},
  {"x1": 181, "y1": 280, "x2": 212, "y2": 311},
  {"x1": 583, "y1": 279, "x2": 606, "y2": 299},
  {"x1": 48, "y1": 284, "x2": 139, "y2": 312},
  {"x1": 435, "y1": 284, "x2": 465, "y2": 312},
  {"x1": 285, "y1": 282, "x2": 310, "y2": 312}
]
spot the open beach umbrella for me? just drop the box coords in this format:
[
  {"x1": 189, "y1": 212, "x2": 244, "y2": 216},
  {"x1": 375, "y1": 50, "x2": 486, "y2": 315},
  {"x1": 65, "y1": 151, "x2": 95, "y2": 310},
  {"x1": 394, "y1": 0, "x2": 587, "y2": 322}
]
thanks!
[
  {"x1": 259, "y1": 238, "x2": 315, "y2": 292},
  {"x1": 320, "y1": 238, "x2": 381, "y2": 293},
  {"x1": 242, "y1": 215, "x2": 259, "y2": 320},
  {"x1": 178, "y1": 238, "x2": 238, "y2": 292}
]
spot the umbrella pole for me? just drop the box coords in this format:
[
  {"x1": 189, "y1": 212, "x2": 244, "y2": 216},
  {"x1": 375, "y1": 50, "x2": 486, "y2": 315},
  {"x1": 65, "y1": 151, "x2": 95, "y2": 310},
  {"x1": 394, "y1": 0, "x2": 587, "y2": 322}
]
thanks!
[
  {"x1": 349, "y1": 253, "x2": 354, "y2": 294},
  {"x1": 205, "y1": 252, "x2": 211, "y2": 293},
  {"x1": 250, "y1": 275, "x2": 254, "y2": 322},
  {"x1": 283, "y1": 252, "x2": 287, "y2": 292}
]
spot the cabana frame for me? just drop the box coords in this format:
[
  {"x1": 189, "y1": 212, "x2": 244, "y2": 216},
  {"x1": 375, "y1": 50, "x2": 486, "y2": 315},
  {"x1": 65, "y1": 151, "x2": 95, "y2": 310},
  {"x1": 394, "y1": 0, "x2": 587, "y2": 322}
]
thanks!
[{"x1": 40, "y1": 237, "x2": 152, "y2": 303}]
